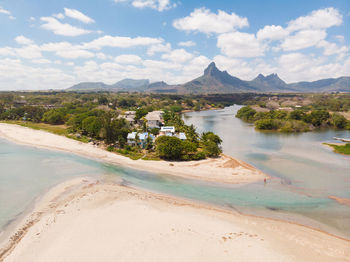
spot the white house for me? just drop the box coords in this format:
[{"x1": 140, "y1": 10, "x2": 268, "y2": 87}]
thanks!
[
  {"x1": 145, "y1": 111, "x2": 164, "y2": 128},
  {"x1": 127, "y1": 132, "x2": 137, "y2": 146},
  {"x1": 160, "y1": 126, "x2": 175, "y2": 136}
]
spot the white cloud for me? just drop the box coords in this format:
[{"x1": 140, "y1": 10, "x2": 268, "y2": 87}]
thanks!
[
  {"x1": 0, "y1": 47, "x2": 16, "y2": 57},
  {"x1": 83, "y1": 35, "x2": 163, "y2": 50},
  {"x1": 64, "y1": 8, "x2": 95, "y2": 24},
  {"x1": 173, "y1": 8, "x2": 248, "y2": 35},
  {"x1": 41, "y1": 42, "x2": 95, "y2": 59},
  {"x1": 15, "y1": 45, "x2": 43, "y2": 59},
  {"x1": 0, "y1": 6, "x2": 10, "y2": 15},
  {"x1": 32, "y1": 59, "x2": 51, "y2": 64},
  {"x1": 0, "y1": 44, "x2": 43, "y2": 60},
  {"x1": 287, "y1": 7, "x2": 342, "y2": 32},
  {"x1": 161, "y1": 49, "x2": 193, "y2": 63},
  {"x1": 335, "y1": 35, "x2": 344, "y2": 43},
  {"x1": 132, "y1": 0, "x2": 175, "y2": 11},
  {"x1": 115, "y1": 0, "x2": 175, "y2": 12},
  {"x1": 257, "y1": 25, "x2": 289, "y2": 41},
  {"x1": 0, "y1": 6, "x2": 15, "y2": 19},
  {"x1": 317, "y1": 40, "x2": 349, "y2": 56},
  {"x1": 275, "y1": 52, "x2": 349, "y2": 82},
  {"x1": 0, "y1": 58, "x2": 74, "y2": 90},
  {"x1": 115, "y1": 54, "x2": 142, "y2": 64},
  {"x1": 217, "y1": 32, "x2": 265, "y2": 57},
  {"x1": 281, "y1": 29, "x2": 326, "y2": 51},
  {"x1": 96, "y1": 52, "x2": 108, "y2": 60},
  {"x1": 53, "y1": 13, "x2": 65, "y2": 19},
  {"x1": 40, "y1": 17, "x2": 92, "y2": 36},
  {"x1": 15, "y1": 36, "x2": 34, "y2": 45},
  {"x1": 213, "y1": 55, "x2": 277, "y2": 80},
  {"x1": 178, "y1": 41, "x2": 196, "y2": 47},
  {"x1": 147, "y1": 42, "x2": 171, "y2": 56}
]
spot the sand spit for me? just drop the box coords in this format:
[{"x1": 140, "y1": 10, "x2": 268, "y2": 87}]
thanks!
[
  {"x1": 1, "y1": 178, "x2": 349, "y2": 262},
  {"x1": 0, "y1": 123, "x2": 268, "y2": 184}
]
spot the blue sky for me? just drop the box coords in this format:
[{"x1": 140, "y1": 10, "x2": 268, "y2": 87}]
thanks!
[{"x1": 0, "y1": 0, "x2": 349, "y2": 90}]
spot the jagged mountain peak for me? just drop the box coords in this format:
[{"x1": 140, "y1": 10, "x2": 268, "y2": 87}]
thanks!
[{"x1": 204, "y1": 62, "x2": 220, "y2": 76}]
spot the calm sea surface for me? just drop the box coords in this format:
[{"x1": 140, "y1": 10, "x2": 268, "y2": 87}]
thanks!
[{"x1": 1, "y1": 105, "x2": 350, "y2": 238}]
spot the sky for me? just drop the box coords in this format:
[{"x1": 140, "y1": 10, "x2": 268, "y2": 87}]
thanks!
[{"x1": 0, "y1": 0, "x2": 349, "y2": 90}]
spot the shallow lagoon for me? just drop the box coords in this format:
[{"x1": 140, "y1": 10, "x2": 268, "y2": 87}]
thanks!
[{"x1": 1, "y1": 106, "x2": 350, "y2": 238}]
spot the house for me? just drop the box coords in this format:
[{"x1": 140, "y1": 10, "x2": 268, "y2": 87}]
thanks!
[
  {"x1": 139, "y1": 132, "x2": 148, "y2": 148},
  {"x1": 145, "y1": 111, "x2": 164, "y2": 128},
  {"x1": 176, "y1": 132, "x2": 187, "y2": 141},
  {"x1": 119, "y1": 111, "x2": 136, "y2": 125},
  {"x1": 127, "y1": 132, "x2": 155, "y2": 148},
  {"x1": 160, "y1": 126, "x2": 175, "y2": 136},
  {"x1": 127, "y1": 132, "x2": 137, "y2": 146}
]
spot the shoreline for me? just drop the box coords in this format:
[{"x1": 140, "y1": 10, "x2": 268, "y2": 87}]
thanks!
[
  {"x1": 1, "y1": 178, "x2": 349, "y2": 262},
  {"x1": 0, "y1": 123, "x2": 268, "y2": 185}
]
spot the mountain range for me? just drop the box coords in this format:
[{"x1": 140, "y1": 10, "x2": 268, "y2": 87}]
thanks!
[{"x1": 67, "y1": 62, "x2": 350, "y2": 93}]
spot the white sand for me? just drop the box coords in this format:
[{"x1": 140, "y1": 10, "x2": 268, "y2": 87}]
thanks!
[
  {"x1": 0, "y1": 123, "x2": 268, "y2": 184},
  {"x1": 1, "y1": 178, "x2": 349, "y2": 262}
]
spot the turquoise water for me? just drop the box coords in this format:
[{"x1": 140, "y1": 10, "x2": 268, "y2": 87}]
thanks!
[{"x1": 1, "y1": 107, "x2": 350, "y2": 238}]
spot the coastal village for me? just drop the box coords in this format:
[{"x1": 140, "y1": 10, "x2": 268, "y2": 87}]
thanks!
[{"x1": 120, "y1": 110, "x2": 187, "y2": 148}]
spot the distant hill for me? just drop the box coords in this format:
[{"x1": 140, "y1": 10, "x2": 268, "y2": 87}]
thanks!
[
  {"x1": 110, "y1": 79, "x2": 149, "y2": 91},
  {"x1": 68, "y1": 82, "x2": 109, "y2": 91},
  {"x1": 289, "y1": 77, "x2": 350, "y2": 92},
  {"x1": 249, "y1": 73, "x2": 291, "y2": 92},
  {"x1": 67, "y1": 78, "x2": 150, "y2": 92},
  {"x1": 67, "y1": 62, "x2": 350, "y2": 93}
]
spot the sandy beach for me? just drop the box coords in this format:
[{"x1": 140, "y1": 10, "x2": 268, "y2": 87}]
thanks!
[
  {"x1": 0, "y1": 123, "x2": 268, "y2": 184},
  {"x1": 1, "y1": 178, "x2": 349, "y2": 262}
]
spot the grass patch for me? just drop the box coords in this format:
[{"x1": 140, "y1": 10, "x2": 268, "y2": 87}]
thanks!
[
  {"x1": 325, "y1": 143, "x2": 350, "y2": 155},
  {"x1": 115, "y1": 148, "x2": 144, "y2": 160}
]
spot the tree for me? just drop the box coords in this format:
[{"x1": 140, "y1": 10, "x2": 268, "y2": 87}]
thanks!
[
  {"x1": 236, "y1": 106, "x2": 257, "y2": 121},
  {"x1": 255, "y1": 119, "x2": 280, "y2": 130},
  {"x1": 155, "y1": 136, "x2": 184, "y2": 160},
  {"x1": 201, "y1": 132, "x2": 222, "y2": 145},
  {"x1": 331, "y1": 113, "x2": 348, "y2": 129},
  {"x1": 100, "y1": 112, "x2": 129, "y2": 144},
  {"x1": 182, "y1": 140, "x2": 197, "y2": 154},
  {"x1": 308, "y1": 110, "x2": 330, "y2": 127},
  {"x1": 135, "y1": 108, "x2": 148, "y2": 120},
  {"x1": 42, "y1": 109, "x2": 65, "y2": 124},
  {"x1": 82, "y1": 116, "x2": 102, "y2": 137},
  {"x1": 289, "y1": 109, "x2": 305, "y2": 120},
  {"x1": 184, "y1": 124, "x2": 199, "y2": 145},
  {"x1": 203, "y1": 141, "x2": 221, "y2": 157},
  {"x1": 201, "y1": 132, "x2": 222, "y2": 157}
]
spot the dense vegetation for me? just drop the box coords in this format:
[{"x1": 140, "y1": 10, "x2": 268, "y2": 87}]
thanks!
[
  {"x1": 236, "y1": 105, "x2": 350, "y2": 132},
  {"x1": 0, "y1": 91, "x2": 223, "y2": 161}
]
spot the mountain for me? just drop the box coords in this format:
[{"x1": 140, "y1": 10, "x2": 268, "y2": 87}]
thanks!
[
  {"x1": 67, "y1": 62, "x2": 350, "y2": 93},
  {"x1": 249, "y1": 73, "x2": 291, "y2": 92},
  {"x1": 290, "y1": 77, "x2": 350, "y2": 92},
  {"x1": 111, "y1": 79, "x2": 149, "y2": 91},
  {"x1": 174, "y1": 62, "x2": 257, "y2": 93},
  {"x1": 67, "y1": 78, "x2": 150, "y2": 92},
  {"x1": 68, "y1": 82, "x2": 109, "y2": 91}
]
